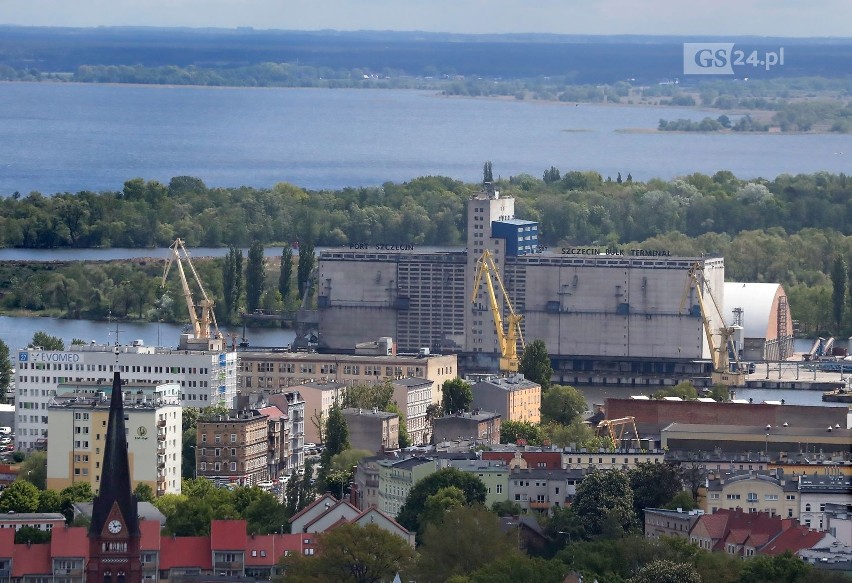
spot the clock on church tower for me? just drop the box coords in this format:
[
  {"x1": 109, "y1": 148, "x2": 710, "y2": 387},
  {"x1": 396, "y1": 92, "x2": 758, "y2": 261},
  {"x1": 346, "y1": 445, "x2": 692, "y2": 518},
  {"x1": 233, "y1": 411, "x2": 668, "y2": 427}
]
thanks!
[{"x1": 86, "y1": 372, "x2": 143, "y2": 583}]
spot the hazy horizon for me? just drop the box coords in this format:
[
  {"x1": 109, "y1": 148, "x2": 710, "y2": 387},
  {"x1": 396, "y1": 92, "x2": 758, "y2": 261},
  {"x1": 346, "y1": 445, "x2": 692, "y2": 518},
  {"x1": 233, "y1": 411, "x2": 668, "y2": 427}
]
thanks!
[{"x1": 3, "y1": 0, "x2": 851, "y2": 38}]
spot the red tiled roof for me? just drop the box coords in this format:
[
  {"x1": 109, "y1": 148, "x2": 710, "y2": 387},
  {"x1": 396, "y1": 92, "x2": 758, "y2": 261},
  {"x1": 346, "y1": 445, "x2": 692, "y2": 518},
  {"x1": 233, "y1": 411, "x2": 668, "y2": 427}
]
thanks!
[
  {"x1": 159, "y1": 536, "x2": 213, "y2": 570},
  {"x1": 12, "y1": 544, "x2": 51, "y2": 577},
  {"x1": 257, "y1": 406, "x2": 286, "y2": 421},
  {"x1": 761, "y1": 526, "x2": 825, "y2": 556},
  {"x1": 276, "y1": 533, "x2": 316, "y2": 554},
  {"x1": 211, "y1": 519, "x2": 247, "y2": 549},
  {"x1": 245, "y1": 534, "x2": 275, "y2": 566},
  {"x1": 50, "y1": 526, "x2": 89, "y2": 558},
  {"x1": 140, "y1": 519, "x2": 162, "y2": 551},
  {"x1": 695, "y1": 512, "x2": 729, "y2": 540},
  {"x1": 324, "y1": 516, "x2": 351, "y2": 531},
  {"x1": 0, "y1": 529, "x2": 15, "y2": 556}
]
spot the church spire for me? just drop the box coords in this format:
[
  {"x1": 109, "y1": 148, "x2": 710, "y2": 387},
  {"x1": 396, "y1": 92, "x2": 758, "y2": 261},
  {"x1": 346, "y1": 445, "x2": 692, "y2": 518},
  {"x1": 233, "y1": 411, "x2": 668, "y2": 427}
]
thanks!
[{"x1": 89, "y1": 371, "x2": 140, "y2": 536}]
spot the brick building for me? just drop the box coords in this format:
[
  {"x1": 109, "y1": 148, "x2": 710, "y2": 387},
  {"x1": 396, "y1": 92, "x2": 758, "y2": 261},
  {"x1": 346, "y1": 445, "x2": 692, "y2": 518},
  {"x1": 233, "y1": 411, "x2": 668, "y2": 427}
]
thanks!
[{"x1": 196, "y1": 410, "x2": 270, "y2": 487}]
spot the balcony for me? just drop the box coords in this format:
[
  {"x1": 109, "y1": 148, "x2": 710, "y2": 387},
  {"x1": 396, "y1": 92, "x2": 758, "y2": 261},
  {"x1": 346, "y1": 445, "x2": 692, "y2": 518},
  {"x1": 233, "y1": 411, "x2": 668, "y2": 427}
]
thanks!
[
  {"x1": 213, "y1": 561, "x2": 244, "y2": 570},
  {"x1": 157, "y1": 419, "x2": 167, "y2": 428},
  {"x1": 157, "y1": 432, "x2": 166, "y2": 441},
  {"x1": 528, "y1": 501, "x2": 552, "y2": 510}
]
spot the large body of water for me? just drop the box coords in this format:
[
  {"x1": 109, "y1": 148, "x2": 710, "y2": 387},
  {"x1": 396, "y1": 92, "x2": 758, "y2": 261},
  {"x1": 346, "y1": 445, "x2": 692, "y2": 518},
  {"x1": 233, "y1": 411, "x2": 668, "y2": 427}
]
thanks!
[
  {"x1": 1, "y1": 83, "x2": 850, "y2": 195},
  {"x1": 2, "y1": 314, "x2": 846, "y2": 409}
]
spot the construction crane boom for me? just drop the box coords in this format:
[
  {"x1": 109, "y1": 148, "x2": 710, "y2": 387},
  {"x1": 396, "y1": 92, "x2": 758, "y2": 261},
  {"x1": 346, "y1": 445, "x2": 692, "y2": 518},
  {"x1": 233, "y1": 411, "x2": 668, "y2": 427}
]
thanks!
[
  {"x1": 680, "y1": 262, "x2": 744, "y2": 386},
  {"x1": 596, "y1": 416, "x2": 641, "y2": 448},
  {"x1": 162, "y1": 238, "x2": 221, "y2": 343},
  {"x1": 471, "y1": 250, "x2": 524, "y2": 373}
]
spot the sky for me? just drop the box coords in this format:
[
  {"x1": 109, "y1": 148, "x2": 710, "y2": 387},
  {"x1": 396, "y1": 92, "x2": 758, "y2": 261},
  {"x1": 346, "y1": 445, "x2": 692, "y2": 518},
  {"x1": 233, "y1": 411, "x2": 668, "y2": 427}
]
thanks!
[{"x1": 3, "y1": 0, "x2": 851, "y2": 37}]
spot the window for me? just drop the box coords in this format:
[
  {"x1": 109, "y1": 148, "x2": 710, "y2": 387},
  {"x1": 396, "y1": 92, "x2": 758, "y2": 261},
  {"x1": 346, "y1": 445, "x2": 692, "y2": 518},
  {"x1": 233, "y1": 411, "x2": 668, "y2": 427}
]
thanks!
[
  {"x1": 231, "y1": 433, "x2": 237, "y2": 443},
  {"x1": 304, "y1": 548, "x2": 314, "y2": 556},
  {"x1": 496, "y1": 484, "x2": 502, "y2": 494},
  {"x1": 230, "y1": 462, "x2": 236, "y2": 471},
  {"x1": 805, "y1": 503, "x2": 812, "y2": 511},
  {"x1": 747, "y1": 492, "x2": 758, "y2": 503}
]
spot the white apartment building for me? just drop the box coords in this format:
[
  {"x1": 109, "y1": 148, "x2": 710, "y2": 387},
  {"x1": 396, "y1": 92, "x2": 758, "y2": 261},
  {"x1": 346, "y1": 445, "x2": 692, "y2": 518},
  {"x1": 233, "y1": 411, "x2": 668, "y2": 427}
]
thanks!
[
  {"x1": 46, "y1": 383, "x2": 183, "y2": 495},
  {"x1": 391, "y1": 377, "x2": 434, "y2": 446},
  {"x1": 14, "y1": 342, "x2": 238, "y2": 451}
]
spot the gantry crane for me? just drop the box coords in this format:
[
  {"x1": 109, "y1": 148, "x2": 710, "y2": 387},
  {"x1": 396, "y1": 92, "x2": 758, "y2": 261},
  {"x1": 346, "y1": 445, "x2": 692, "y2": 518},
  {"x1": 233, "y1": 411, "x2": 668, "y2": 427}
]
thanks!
[
  {"x1": 471, "y1": 250, "x2": 525, "y2": 373},
  {"x1": 596, "y1": 416, "x2": 641, "y2": 449},
  {"x1": 680, "y1": 261, "x2": 745, "y2": 386},
  {"x1": 162, "y1": 238, "x2": 224, "y2": 350}
]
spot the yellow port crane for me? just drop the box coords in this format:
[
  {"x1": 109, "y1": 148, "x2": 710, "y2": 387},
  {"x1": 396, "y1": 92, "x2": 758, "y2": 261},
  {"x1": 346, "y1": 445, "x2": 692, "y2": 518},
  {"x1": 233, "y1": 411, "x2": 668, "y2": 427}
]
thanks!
[
  {"x1": 471, "y1": 249, "x2": 525, "y2": 373},
  {"x1": 680, "y1": 261, "x2": 745, "y2": 386},
  {"x1": 162, "y1": 238, "x2": 223, "y2": 348}
]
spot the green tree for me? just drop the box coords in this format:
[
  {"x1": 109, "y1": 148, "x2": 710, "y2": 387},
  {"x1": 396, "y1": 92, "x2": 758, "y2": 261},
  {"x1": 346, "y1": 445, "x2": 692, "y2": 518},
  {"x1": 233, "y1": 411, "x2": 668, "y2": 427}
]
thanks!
[
  {"x1": 543, "y1": 166, "x2": 561, "y2": 184},
  {"x1": 441, "y1": 378, "x2": 473, "y2": 414},
  {"x1": 222, "y1": 246, "x2": 243, "y2": 316},
  {"x1": 830, "y1": 254, "x2": 847, "y2": 331},
  {"x1": 387, "y1": 402, "x2": 411, "y2": 448},
  {"x1": 468, "y1": 555, "x2": 566, "y2": 583},
  {"x1": 297, "y1": 241, "x2": 315, "y2": 299},
  {"x1": 0, "y1": 480, "x2": 41, "y2": 512},
  {"x1": 245, "y1": 240, "x2": 266, "y2": 313},
  {"x1": 37, "y1": 489, "x2": 62, "y2": 514},
  {"x1": 500, "y1": 420, "x2": 543, "y2": 445},
  {"x1": 737, "y1": 551, "x2": 813, "y2": 583},
  {"x1": 182, "y1": 407, "x2": 201, "y2": 432},
  {"x1": 519, "y1": 339, "x2": 552, "y2": 390},
  {"x1": 543, "y1": 418, "x2": 596, "y2": 448},
  {"x1": 59, "y1": 482, "x2": 95, "y2": 522},
  {"x1": 415, "y1": 505, "x2": 517, "y2": 583},
  {"x1": 572, "y1": 469, "x2": 637, "y2": 538},
  {"x1": 133, "y1": 482, "x2": 155, "y2": 502},
  {"x1": 29, "y1": 331, "x2": 64, "y2": 350},
  {"x1": 491, "y1": 500, "x2": 524, "y2": 517},
  {"x1": 321, "y1": 404, "x2": 350, "y2": 475},
  {"x1": 418, "y1": 485, "x2": 467, "y2": 530},
  {"x1": 628, "y1": 560, "x2": 701, "y2": 583},
  {"x1": 396, "y1": 468, "x2": 487, "y2": 535},
  {"x1": 0, "y1": 339, "x2": 11, "y2": 404},
  {"x1": 540, "y1": 384, "x2": 587, "y2": 425},
  {"x1": 182, "y1": 428, "x2": 197, "y2": 479},
  {"x1": 483, "y1": 161, "x2": 493, "y2": 185},
  {"x1": 18, "y1": 451, "x2": 47, "y2": 490},
  {"x1": 664, "y1": 490, "x2": 698, "y2": 511},
  {"x1": 652, "y1": 381, "x2": 698, "y2": 400},
  {"x1": 277, "y1": 523, "x2": 415, "y2": 583},
  {"x1": 243, "y1": 490, "x2": 290, "y2": 534},
  {"x1": 628, "y1": 462, "x2": 684, "y2": 522},
  {"x1": 15, "y1": 525, "x2": 52, "y2": 544},
  {"x1": 343, "y1": 382, "x2": 394, "y2": 410},
  {"x1": 279, "y1": 244, "x2": 293, "y2": 301}
]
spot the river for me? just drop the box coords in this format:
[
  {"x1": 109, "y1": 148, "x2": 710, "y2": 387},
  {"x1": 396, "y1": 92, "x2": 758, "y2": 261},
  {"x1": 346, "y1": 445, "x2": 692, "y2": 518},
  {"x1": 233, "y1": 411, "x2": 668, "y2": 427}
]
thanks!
[
  {"x1": 2, "y1": 314, "x2": 846, "y2": 409},
  {"x1": 1, "y1": 83, "x2": 850, "y2": 195},
  {"x1": 0, "y1": 315, "x2": 296, "y2": 353}
]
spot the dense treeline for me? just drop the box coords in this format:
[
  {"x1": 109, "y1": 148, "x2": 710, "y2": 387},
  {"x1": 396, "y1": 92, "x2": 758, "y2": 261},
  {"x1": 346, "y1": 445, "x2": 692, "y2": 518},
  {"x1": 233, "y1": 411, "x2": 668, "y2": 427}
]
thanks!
[{"x1": 1, "y1": 171, "x2": 851, "y2": 335}]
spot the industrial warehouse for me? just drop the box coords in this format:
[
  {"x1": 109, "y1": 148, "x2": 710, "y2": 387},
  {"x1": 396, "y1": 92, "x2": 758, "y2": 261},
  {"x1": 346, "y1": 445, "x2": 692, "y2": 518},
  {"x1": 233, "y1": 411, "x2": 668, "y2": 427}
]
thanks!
[{"x1": 315, "y1": 185, "x2": 794, "y2": 385}]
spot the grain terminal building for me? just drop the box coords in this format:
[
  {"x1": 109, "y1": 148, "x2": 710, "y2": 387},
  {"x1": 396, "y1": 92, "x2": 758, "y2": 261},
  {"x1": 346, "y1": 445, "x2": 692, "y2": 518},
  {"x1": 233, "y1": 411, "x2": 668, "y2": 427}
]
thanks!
[{"x1": 315, "y1": 186, "x2": 756, "y2": 383}]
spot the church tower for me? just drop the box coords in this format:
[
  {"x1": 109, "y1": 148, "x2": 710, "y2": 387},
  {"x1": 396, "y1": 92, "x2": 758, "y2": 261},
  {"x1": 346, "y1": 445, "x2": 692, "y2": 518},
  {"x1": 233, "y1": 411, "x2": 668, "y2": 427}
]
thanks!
[{"x1": 86, "y1": 372, "x2": 142, "y2": 583}]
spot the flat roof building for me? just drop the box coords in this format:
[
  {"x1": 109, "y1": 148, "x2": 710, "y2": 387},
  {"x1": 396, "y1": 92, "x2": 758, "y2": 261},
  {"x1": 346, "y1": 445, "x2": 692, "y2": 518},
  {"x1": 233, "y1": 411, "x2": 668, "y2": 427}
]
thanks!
[
  {"x1": 343, "y1": 408, "x2": 399, "y2": 453},
  {"x1": 238, "y1": 350, "x2": 457, "y2": 406},
  {"x1": 433, "y1": 411, "x2": 501, "y2": 445},
  {"x1": 471, "y1": 374, "x2": 541, "y2": 424},
  {"x1": 46, "y1": 384, "x2": 182, "y2": 495},
  {"x1": 14, "y1": 342, "x2": 237, "y2": 452}
]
